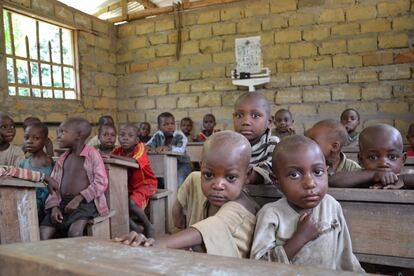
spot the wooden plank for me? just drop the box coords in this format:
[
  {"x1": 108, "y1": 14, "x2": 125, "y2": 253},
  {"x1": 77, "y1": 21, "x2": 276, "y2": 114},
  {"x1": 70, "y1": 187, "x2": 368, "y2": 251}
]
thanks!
[
  {"x1": 137, "y1": 0, "x2": 157, "y2": 9},
  {"x1": 186, "y1": 142, "x2": 203, "y2": 162},
  {"x1": 0, "y1": 187, "x2": 39, "y2": 244},
  {"x1": 342, "y1": 201, "x2": 414, "y2": 259},
  {"x1": 104, "y1": 158, "x2": 139, "y2": 169},
  {"x1": 105, "y1": 162, "x2": 130, "y2": 238},
  {"x1": 406, "y1": 156, "x2": 414, "y2": 166},
  {"x1": 0, "y1": 237, "x2": 354, "y2": 276},
  {"x1": 328, "y1": 188, "x2": 414, "y2": 204},
  {"x1": 356, "y1": 253, "x2": 414, "y2": 269},
  {"x1": 0, "y1": 177, "x2": 44, "y2": 188},
  {"x1": 121, "y1": 0, "x2": 128, "y2": 20}
]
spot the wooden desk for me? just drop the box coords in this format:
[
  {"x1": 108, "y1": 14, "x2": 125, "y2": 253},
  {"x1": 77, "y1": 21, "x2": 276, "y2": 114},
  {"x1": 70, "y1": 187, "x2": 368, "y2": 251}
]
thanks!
[
  {"x1": 0, "y1": 237, "x2": 355, "y2": 276},
  {"x1": 0, "y1": 177, "x2": 44, "y2": 244},
  {"x1": 148, "y1": 152, "x2": 181, "y2": 233},
  {"x1": 245, "y1": 185, "x2": 414, "y2": 268},
  {"x1": 104, "y1": 158, "x2": 138, "y2": 239},
  {"x1": 186, "y1": 142, "x2": 203, "y2": 163}
]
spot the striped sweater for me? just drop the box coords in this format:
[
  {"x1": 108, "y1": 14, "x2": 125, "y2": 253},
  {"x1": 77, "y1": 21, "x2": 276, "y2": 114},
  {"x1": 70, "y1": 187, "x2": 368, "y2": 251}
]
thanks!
[{"x1": 250, "y1": 129, "x2": 280, "y2": 185}]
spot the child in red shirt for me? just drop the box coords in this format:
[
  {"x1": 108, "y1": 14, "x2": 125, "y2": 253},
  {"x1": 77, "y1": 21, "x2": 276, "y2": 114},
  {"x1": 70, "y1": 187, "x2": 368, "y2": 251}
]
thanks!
[{"x1": 111, "y1": 123, "x2": 158, "y2": 237}]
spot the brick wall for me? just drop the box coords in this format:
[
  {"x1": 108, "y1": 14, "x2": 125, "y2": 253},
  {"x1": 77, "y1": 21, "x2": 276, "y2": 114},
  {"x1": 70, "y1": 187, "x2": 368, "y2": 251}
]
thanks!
[
  {"x1": 0, "y1": 0, "x2": 117, "y2": 142},
  {"x1": 116, "y1": 0, "x2": 414, "y2": 139}
]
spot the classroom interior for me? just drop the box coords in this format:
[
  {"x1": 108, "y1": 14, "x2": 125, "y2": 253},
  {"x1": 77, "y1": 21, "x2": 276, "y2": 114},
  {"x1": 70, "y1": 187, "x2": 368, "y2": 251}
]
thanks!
[{"x1": 0, "y1": 0, "x2": 413, "y2": 275}]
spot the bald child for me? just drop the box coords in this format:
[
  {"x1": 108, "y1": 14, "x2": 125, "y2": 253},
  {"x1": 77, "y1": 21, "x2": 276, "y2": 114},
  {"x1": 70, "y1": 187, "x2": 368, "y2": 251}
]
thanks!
[
  {"x1": 116, "y1": 131, "x2": 258, "y2": 258},
  {"x1": 327, "y1": 124, "x2": 413, "y2": 188}
]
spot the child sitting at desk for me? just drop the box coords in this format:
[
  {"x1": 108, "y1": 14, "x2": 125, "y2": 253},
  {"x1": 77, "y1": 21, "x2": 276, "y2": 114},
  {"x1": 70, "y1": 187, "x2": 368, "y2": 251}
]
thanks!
[
  {"x1": 180, "y1": 117, "x2": 194, "y2": 142},
  {"x1": 195, "y1": 113, "x2": 220, "y2": 142},
  {"x1": 22, "y1": 117, "x2": 54, "y2": 157},
  {"x1": 406, "y1": 123, "x2": 414, "y2": 157},
  {"x1": 333, "y1": 124, "x2": 414, "y2": 189},
  {"x1": 0, "y1": 113, "x2": 24, "y2": 166},
  {"x1": 111, "y1": 124, "x2": 157, "y2": 237},
  {"x1": 40, "y1": 118, "x2": 109, "y2": 239},
  {"x1": 138, "y1": 122, "x2": 152, "y2": 143},
  {"x1": 306, "y1": 119, "x2": 360, "y2": 179},
  {"x1": 116, "y1": 131, "x2": 257, "y2": 258},
  {"x1": 271, "y1": 109, "x2": 295, "y2": 139},
  {"x1": 146, "y1": 112, "x2": 191, "y2": 186},
  {"x1": 340, "y1": 108, "x2": 360, "y2": 147},
  {"x1": 233, "y1": 92, "x2": 280, "y2": 185},
  {"x1": 19, "y1": 122, "x2": 54, "y2": 222},
  {"x1": 87, "y1": 115, "x2": 119, "y2": 148},
  {"x1": 250, "y1": 135, "x2": 363, "y2": 272},
  {"x1": 95, "y1": 124, "x2": 117, "y2": 156}
]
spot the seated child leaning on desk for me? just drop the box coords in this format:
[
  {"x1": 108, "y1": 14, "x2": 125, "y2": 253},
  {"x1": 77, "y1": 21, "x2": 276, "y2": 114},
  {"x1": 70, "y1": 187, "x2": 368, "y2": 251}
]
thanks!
[
  {"x1": 111, "y1": 123, "x2": 157, "y2": 238},
  {"x1": 95, "y1": 124, "x2": 117, "y2": 156},
  {"x1": 146, "y1": 112, "x2": 191, "y2": 186},
  {"x1": 250, "y1": 135, "x2": 363, "y2": 272},
  {"x1": 40, "y1": 118, "x2": 109, "y2": 239},
  {"x1": 116, "y1": 131, "x2": 258, "y2": 258},
  {"x1": 329, "y1": 124, "x2": 413, "y2": 189},
  {"x1": 233, "y1": 92, "x2": 280, "y2": 185},
  {"x1": 19, "y1": 122, "x2": 54, "y2": 222}
]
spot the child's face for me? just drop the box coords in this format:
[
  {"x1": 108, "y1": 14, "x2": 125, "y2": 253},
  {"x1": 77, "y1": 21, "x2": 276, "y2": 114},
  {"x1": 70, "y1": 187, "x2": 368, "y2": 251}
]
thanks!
[
  {"x1": 200, "y1": 147, "x2": 250, "y2": 207},
  {"x1": 56, "y1": 122, "x2": 78, "y2": 148},
  {"x1": 119, "y1": 126, "x2": 138, "y2": 150},
  {"x1": 340, "y1": 110, "x2": 359, "y2": 133},
  {"x1": 407, "y1": 128, "x2": 414, "y2": 149},
  {"x1": 159, "y1": 117, "x2": 176, "y2": 137},
  {"x1": 274, "y1": 145, "x2": 328, "y2": 211},
  {"x1": 306, "y1": 126, "x2": 335, "y2": 164},
  {"x1": 203, "y1": 116, "x2": 216, "y2": 131},
  {"x1": 274, "y1": 111, "x2": 293, "y2": 132},
  {"x1": 0, "y1": 116, "x2": 16, "y2": 143},
  {"x1": 23, "y1": 126, "x2": 47, "y2": 154},
  {"x1": 180, "y1": 120, "x2": 192, "y2": 135},
  {"x1": 233, "y1": 98, "x2": 271, "y2": 142},
  {"x1": 99, "y1": 126, "x2": 116, "y2": 149},
  {"x1": 359, "y1": 135, "x2": 405, "y2": 174},
  {"x1": 140, "y1": 124, "x2": 150, "y2": 137}
]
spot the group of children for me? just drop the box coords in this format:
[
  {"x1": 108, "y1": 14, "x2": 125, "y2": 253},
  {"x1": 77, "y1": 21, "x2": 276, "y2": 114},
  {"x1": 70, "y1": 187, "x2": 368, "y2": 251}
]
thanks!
[{"x1": 1, "y1": 90, "x2": 414, "y2": 272}]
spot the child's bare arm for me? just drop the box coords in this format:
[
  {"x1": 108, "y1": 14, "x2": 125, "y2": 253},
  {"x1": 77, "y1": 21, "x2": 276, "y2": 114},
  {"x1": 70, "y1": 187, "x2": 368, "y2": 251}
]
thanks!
[
  {"x1": 329, "y1": 170, "x2": 398, "y2": 188},
  {"x1": 283, "y1": 212, "x2": 320, "y2": 260},
  {"x1": 398, "y1": 174, "x2": 414, "y2": 189},
  {"x1": 64, "y1": 194, "x2": 85, "y2": 214},
  {"x1": 115, "y1": 228, "x2": 203, "y2": 249},
  {"x1": 172, "y1": 201, "x2": 186, "y2": 229}
]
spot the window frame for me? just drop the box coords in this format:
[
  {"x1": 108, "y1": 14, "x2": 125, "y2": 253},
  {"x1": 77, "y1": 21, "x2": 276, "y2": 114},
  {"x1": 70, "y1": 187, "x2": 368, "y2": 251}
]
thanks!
[{"x1": 2, "y1": 6, "x2": 81, "y2": 100}]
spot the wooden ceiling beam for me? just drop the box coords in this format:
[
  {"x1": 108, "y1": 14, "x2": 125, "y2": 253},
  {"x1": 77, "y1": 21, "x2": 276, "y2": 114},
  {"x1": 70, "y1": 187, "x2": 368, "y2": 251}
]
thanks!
[
  {"x1": 108, "y1": 0, "x2": 244, "y2": 23},
  {"x1": 137, "y1": 0, "x2": 158, "y2": 9}
]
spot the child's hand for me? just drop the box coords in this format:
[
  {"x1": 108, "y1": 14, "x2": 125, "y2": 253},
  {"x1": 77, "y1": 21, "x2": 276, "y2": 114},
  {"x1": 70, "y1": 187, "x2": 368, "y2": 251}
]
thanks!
[
  {"x1": 383, "y1": 178, "x2": 404, "y2": 190},
  {"x1": 373, "y1": 171, "x2": 399, "y2": 186},
  {"x1": 100, "y1": 153, "x2": 111, "y2": 159},
  {"x1": 156, "y1": 146, "x2": 169, "y2": 153},
  {"x1": 146, "y1": 146, "x2": 155, "y2": 153},
  {"x1": 51, "y1": 207, "x2": 63, "y2": 224},
  {"x1": 114, "y1": 231, "x2": 155, "y2": 247},
  {"x1": 295, "y1": 212, "x2": 321, "y2": 244},
  {"x1": 64, "y1": 195, "x2": 84, "y2": 214},
  {"x1": 44, "y1": 175, "x2": 60, "y2": 195}
]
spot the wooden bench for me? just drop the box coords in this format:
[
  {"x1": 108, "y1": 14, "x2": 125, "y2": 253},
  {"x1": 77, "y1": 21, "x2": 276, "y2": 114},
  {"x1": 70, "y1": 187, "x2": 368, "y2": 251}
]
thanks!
[
  {"x1": 86, "y1": 210, "x2": 116, "y2": 240},
  {"x1": 0, "y1": 237, "x2": 355, "y2": 275},
  {"x1": 149, "y1": 189, "x2": 171, "y2": 237},
  {"x1": 245, "y1": 184, "x2": 414, "y2": 269},
  {"x1": 186, "y1": 142, "x2": 203, "y2": 163}
]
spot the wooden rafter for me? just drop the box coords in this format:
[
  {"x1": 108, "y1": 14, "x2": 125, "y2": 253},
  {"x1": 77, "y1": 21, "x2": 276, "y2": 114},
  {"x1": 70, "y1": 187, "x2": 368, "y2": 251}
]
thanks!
[
  {"x1": 94, "y1": 0, "x2": 158, "y2": 17},
  {"x1": 137, "y1": 0, "x2": 157, "y2": 9},
  {"x1": 108, "y1": 0, "x2": 244, "y2": 23}
]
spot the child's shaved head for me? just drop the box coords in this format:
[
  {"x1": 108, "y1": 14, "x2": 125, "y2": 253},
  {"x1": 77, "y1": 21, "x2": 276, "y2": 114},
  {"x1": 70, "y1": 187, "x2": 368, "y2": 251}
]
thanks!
[
  {"x1": 235, "y1": 92, "x2": 271, "y2": 120},
  {"x1": 63, "y1": 117, "x2": 92, "y2": 140},
  {"x1": 306, "y1": 119, "x2": 348, "y2": 147},
  {"x1": 202, "y1": 130, "x2": 251, "y2": 167},
  {"x1": 359, "y1": 124, "x2": 403, "y2": 152},
  {"x1": 121, "y1": 123, "x2": 139, "y2": 136},
  {"x1": 273, "y1": 135, "x2": 325, "y2": 173}
]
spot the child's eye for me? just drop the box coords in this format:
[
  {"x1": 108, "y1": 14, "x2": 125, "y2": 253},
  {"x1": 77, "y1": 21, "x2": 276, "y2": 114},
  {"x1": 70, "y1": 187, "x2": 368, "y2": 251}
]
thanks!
[
  {"x1": 226, "y1": 175, "x2": 237, "y2": 182},
  {"x1": 288, "y1": 171, "x2": 300, "y2": 179},
  {"x1": 233, "y1": 113, "x2": 243, "y2": 119},
  {"x1": 251, "y1": 113, "x2": 261, "y2": 119},
  {"x1": 388, "y1": 154, "x2": 398, "y2": 161},
  {"x1": 368, "y1": 155, "x2": 378, "y2": 161},
  {"x1": 314, "y1": 169, "x2": 325, "y2": 177},
  {"x1": 203, "y1": 172, "x2": 213, "y2": 180}
]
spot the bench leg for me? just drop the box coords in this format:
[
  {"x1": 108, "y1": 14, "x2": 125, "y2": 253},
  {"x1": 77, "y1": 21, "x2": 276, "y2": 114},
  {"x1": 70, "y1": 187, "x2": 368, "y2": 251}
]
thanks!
[
  {"x1": 87, "y1": 219, "x2": 110, "y2": 240},
  {"x1": 150, "y1": 198, "x2": 166, "y2": 238}
]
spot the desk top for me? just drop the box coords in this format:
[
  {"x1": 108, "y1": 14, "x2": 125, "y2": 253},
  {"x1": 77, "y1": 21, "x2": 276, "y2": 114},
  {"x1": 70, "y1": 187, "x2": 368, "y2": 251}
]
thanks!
[
  {"x1": 148, "y1": 151, "x2": 183, "y2": 157},
  {"x1": 0, "y1": 237, "x2": 357, "y2": 276},
  {"x1": 104, "y1": 158, "x2": 139, "y2": 169},
  {"x1": 0, "y1": 176, "x2": 44, "y2": 188}
]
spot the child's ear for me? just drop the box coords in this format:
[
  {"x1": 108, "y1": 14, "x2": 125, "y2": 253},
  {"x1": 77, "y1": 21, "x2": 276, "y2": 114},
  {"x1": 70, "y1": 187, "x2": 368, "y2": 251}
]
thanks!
[
  {"x1": 245, "y1": 165, "x2": 254, "y2": 184},
  {"x1": 269, "y1": 172, "x2": 279, "y2": 187},
  {"x1": 402, "y1": 152, "x2": 407, "y2": 164},
  {"x1": 357, "y1": 153, "x2": 362, "y2": 166}
]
